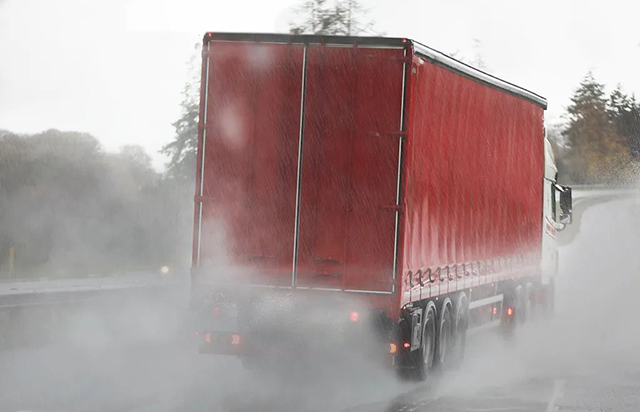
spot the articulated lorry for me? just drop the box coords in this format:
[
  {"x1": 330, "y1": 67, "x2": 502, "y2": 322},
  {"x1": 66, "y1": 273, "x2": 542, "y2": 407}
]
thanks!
[{"x1": 191, "y1": 33, "x2": 572, "y2": 378}]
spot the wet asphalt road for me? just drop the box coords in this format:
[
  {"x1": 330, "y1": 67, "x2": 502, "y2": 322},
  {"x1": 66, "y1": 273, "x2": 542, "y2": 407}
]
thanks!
[{"x1": 1, "y1": 197, "x2": 640, "y2": 411}]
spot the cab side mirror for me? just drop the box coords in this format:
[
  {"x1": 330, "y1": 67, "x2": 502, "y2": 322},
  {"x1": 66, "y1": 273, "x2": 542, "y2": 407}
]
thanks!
[{"x1": 554, "y1": 184, "x2": 572, "y2": 225}]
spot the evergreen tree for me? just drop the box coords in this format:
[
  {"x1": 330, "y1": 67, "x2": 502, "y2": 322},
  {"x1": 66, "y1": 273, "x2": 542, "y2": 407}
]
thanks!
[
  {"x1": 161, "y1": 44, "x2": 201, "y2": 182},
  {"x1": 562, "y1": 73, "x2": 630, "y2": 184},
  {"x1": 161, "y1": 86, "x2": 198, "y2": 182},
  {"x1": 608, "y1": 85, "x2": 640, "y2": 161}
]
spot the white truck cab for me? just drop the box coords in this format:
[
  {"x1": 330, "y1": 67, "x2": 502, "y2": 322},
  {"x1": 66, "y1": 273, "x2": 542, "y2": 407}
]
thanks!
[{"x1": 541, "y1": 137, "x2": 572, "y2": 285}]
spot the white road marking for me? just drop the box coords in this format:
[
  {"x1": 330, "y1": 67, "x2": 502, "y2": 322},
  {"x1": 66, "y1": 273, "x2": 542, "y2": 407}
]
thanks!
[
  {"x1": 469, "y1": 408, "x2": 529, "y2": 411},
  {"x1": 545, "y1": 379, "x2": 566, "y2": 412}
]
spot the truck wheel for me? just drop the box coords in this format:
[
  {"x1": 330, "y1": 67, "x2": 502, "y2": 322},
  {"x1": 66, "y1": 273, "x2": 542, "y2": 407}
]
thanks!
[
  {"x1": 413, "y1": 302, "x2": 436, "y2": 381},
  {"x1": 450, "y1": 293, "x2": 468, "y2": 368},
  {"x1": 435, "y1": 299, "x2": 453, "y2": 369}
]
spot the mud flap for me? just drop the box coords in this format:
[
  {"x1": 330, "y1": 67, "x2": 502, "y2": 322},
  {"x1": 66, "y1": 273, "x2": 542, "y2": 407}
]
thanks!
[{"x1": 410, "y1": 308, "x2": 423, "y2": 351}]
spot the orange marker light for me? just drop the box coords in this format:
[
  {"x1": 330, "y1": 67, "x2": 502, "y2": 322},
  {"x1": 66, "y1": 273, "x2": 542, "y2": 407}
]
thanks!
[
  {"x1": 390, "y1": 343, "x2": 398, "y2": 354},
  {"x1": 350, "y1": 311, "x2": 359, "y2": 322},
  {"x1": 506, "y1": 307, "x2": 514, "y2": 317}
]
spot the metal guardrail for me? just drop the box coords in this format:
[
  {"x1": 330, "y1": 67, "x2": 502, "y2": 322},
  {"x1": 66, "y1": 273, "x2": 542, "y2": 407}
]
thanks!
[
  {"x1": 0, "y1": 271, "x2": 185, "y2": 309},
  {"x1": 0, "y1": 271, "x2": 190, "y2": 350}
]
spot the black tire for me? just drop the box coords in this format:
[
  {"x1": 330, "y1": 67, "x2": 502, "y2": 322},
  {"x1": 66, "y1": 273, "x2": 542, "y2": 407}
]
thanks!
[
  {"x1": 435, "y1": 299, "x2": 453, "y2": 369},
  {"x1": 413, "y1": 303, "x2": 437, "y2": 381},
  {"x1": 450, "y1": 293, "x2": 468, "y2": 368}
]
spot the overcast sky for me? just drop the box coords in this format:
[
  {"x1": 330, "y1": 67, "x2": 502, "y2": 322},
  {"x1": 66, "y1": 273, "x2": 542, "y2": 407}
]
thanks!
[{"x1": 1, "y1": 0, "x2": 638, "y2": 169}]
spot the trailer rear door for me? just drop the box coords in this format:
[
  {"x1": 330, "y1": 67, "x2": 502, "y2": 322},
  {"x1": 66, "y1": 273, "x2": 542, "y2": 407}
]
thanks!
[
  {"x1": 195, "y1": 37, "x2": 406, "y2": 293},
  {"x1": 295, "y1": 45, "x2": 406, "y2": 293},
  {"x1": 197, "y1": 41, "x2": 304, "y2": 287}
]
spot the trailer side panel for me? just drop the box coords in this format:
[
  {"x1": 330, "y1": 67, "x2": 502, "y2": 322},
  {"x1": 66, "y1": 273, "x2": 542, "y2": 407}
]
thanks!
[{"x1": 400, "y1": 55, "x2": 544, "y2": 305}]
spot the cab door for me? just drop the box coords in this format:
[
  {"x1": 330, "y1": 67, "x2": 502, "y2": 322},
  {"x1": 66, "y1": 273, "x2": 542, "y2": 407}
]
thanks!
[{"x1": 541, "y1": 139, "x2": 559, "y2": 284}]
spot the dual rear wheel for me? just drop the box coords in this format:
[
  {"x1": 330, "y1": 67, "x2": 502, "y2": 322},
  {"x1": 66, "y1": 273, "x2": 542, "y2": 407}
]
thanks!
[
  {"x1": 411, "y1": 294, "x2": 468, "y2": 381},
  {"x1": 413, "y1": 302, "x2": 436, "y2": 380},
  {"x1": 407, "y1": 282, "x2": 552, "y2": 380}
]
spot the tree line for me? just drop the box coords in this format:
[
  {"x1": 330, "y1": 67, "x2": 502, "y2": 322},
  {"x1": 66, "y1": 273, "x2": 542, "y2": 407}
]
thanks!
[
  {"x1": 0, "y1": 129, "x2": 193, "y2": 278},
  {"x1": 556, "y1": 73, "x2": 640, "y2": 184}
]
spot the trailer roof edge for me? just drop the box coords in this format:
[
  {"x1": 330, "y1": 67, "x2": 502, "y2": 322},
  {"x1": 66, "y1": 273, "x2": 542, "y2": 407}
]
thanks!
[
  {"x1": 201, "y1": 32, "x2": 548, "y2": 109},
  {"x1": 202, "y1": 32, "x2": 406, "y2": 47},
  {"x1": 412, "y1": 41, "x2": 548, "y2": 109}
]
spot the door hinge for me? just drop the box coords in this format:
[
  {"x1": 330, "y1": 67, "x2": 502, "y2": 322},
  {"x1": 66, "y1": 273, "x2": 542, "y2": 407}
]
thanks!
[{"x1": 381, "y1": 205, "x2": 403, "y2": 213}]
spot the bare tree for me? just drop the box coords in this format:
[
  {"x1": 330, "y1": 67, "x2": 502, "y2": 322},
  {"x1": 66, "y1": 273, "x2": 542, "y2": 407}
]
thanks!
[{"x1": 289, "y1": 0, "x2": 379, "y2": 36}]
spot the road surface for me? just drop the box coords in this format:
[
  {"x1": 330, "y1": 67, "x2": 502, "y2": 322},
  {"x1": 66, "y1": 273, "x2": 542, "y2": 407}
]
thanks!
[{"x1": 1, "y1": 197, "x2": 640, "y2": 411}]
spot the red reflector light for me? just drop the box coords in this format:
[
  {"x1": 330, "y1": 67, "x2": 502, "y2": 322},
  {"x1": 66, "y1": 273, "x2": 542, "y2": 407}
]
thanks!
[
  {"x1": 506, "y1": 307, "x2": 514, "y2": 317},
  {"x1": 403, "y1": 342, "x2": 411, "y2": 349},
  {"x1": 350, "y1": 311, "x2": 359, "y2": 322},
  {"x1": 212, "y1": 307, "x2": 220, "y2": 317},
  {"x1": 231, "y1": 334, "x2": 241, "y2": 345},
  {"x1": 390, "y1": 343, "x2": 397, "y2": 354},
  {"x1": 204, "y1": 333, "x2": 212, "y2": 343}
]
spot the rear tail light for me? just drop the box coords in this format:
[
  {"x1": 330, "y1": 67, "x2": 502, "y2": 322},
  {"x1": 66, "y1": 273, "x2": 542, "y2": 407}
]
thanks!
[
  {"x1": 212, "y1": 306, "x2": 220, "y2": 317},
  {"x1": 231, "y1": 334, "x2": 241, "y2": 345},
  {"x1": 350, "y1": 311, "x2": 359, "y2": 322},
  {"x1": 403, "y1": 342, "x2": 411, "y2": 349},
  {"x1": 204, "y1": 333, "x2": 212, "y2": 343}
]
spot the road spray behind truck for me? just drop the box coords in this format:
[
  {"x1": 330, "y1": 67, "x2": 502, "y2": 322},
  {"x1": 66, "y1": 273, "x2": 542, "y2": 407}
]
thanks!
[{"x1": 190, "y1": 33, "x2": 572, "y2": 378}]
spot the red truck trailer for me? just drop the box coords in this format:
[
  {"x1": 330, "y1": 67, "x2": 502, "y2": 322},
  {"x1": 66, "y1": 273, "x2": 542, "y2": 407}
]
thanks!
[{"x1": 191, "y1": 33, "x2": 572, "y2": 378}]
